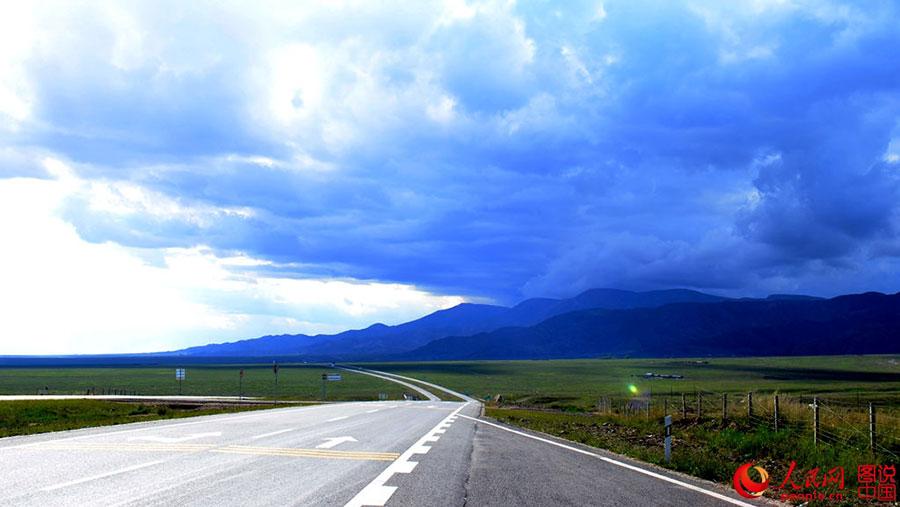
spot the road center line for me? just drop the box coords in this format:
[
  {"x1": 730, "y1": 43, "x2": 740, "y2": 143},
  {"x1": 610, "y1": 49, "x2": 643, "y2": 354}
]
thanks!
[
  {"x1": 42, "y1": 460, "x2": 164, "y2": 492},
  {"x1": 251, "y1": 428, "x2": 295, "y2": 440},
  {"x1": 459, "y1": 415, "x2": 753, "y2": 507}
]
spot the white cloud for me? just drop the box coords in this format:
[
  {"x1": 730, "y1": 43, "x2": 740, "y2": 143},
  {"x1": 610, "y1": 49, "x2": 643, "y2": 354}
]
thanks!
[
  {"x1": 0, "y1": 159, "x2": 465, "y2": 354},
  {"x1": 427, "y1": 95, "x2": 458, "y2": 123},
  {"x1": 0, "y1": 3, "x2": 35, "y2": 126}
]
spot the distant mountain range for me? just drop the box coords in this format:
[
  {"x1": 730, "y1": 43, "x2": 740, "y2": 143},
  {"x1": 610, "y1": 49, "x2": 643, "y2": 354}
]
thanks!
[
  {"x1": 166, "y1": 288, "x2": 900, "y2": 361},
  {"x1": 404, "y1": 291, "x2": 899, "y2": 360},
  {"x1": 169, "y1": 289, "x2": 728, "y2": 358}
]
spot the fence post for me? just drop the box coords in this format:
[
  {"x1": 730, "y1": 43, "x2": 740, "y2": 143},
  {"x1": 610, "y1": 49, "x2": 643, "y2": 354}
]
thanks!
[
  {"x1": 774, "y1": 395, "x2": 779, "y2": 432},
  {"x1": 748, "y1": 392, "x2": 753, "y2": 419},
  {"x1": 681, "y1": 393, "x2": 686, "y2": 419},
  {"x1": 697, "y1": 392, "x2": 702, "y2": 421},
  {"x1": 813, "y1": 397, "x2": 819, "y2": 449},
  {"x1": 722, "y1": 393, "x2": 727, "y2": 423},
  {"x1": 869, "y1": 403, "x2": 876, "y2": 454},
  {"x1": 664, "y1": 396, "x2": 668, "y2": 416},
  {"x1": 664, "y1": 415, "x2": 672, "y2": 463}
]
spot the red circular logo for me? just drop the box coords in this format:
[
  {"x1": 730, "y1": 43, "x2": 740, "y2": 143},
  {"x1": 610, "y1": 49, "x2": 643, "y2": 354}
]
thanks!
[{"x1": 733, "y1": 463, "x2": 769, "y2": 499}]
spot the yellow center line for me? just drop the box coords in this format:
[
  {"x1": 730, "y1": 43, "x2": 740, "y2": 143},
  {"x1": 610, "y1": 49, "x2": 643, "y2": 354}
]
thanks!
[
  {"x1": 25, "y1": 442, "x2": 400, "y2": 461},
  {"x1": 212, "y1": 449, "x2": 399, "y2": 461}
]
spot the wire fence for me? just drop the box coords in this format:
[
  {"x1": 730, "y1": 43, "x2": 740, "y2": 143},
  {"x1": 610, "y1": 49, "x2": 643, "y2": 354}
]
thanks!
[{"x1": 594, "y1": 391, "x2": 900, "y2": 461}]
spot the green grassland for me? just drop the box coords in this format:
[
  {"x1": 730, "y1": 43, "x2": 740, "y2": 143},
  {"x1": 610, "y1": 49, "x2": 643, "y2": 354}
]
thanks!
[
  {"x1": 0, "y1": 364, "x2": 411, "y2": 401},
  {"x1": 0, "y1": 399, "x2": 276, "y2": 438},
  {"x1": 365, "y1": 355, "x2": 900, "y2": 409}
]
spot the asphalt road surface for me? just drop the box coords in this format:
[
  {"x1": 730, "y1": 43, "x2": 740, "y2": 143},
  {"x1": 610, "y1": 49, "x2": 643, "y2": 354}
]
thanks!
[{"x1": 0, "y1": 371, "x2": 760, "y2": 506}]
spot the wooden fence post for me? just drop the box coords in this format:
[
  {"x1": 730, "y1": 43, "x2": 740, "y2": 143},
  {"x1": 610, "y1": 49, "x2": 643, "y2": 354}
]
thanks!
[
  {"x1": 869, "y1": 403, "x2": 876, "y2": 454},
  {"x1": 748, "y1": 392, "x2": 753, "y2": 419},
  {"x1": 813, "y1": 397, "x2": 819, "y2": 449},
  {"x1": 681, "y1": 393, "x2": 686, "y2": 419},
  {"x1": 722, "y1": 393, "x2": 727, "y2": 423},
  {"x1": 774, "y1": 395, "x2": 779, "y2": 432}
]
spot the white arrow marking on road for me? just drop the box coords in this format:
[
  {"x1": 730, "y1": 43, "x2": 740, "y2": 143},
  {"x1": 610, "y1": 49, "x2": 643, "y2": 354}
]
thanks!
[
  {"x1": 129, "y1": 432, "x2": 221, "y2": 443},
  {"x1": 316, "y1": 436, "x2": 358, "y2": 449}
]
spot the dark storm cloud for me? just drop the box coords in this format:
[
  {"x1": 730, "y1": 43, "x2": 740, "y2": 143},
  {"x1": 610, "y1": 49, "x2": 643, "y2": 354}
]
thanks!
[{"x1": 3, "y1": 0, "x2": 900, "y2": 302}]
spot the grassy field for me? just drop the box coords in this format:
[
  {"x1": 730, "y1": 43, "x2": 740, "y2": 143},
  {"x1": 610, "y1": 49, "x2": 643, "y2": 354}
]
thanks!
[
  {"x1": 0, "y1": 399, "x2": 277, "y2": 438},
  {"x1": 0, "y1": 364, "x2": 414, "y2": 401},
  {"x1": 365, "y1": 355, "x2": 900, "y2": 408}
]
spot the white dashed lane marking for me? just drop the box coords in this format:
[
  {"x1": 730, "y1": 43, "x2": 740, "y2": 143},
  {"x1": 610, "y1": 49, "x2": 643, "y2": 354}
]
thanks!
[
  {"x1": 250, "y1": 428, "x2": 295, "y2": 440},
  {"x1": 345, "y1": 403, "x2": 468, "y2": 507}
]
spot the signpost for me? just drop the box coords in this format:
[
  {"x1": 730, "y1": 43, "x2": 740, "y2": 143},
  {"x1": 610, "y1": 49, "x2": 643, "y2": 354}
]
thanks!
[
  {"x1": 272, "y1": 362, "x2": 279, "y2": 405},
  {"x1": 175, "y1": 368, "x2": 185, "y2": 395},
  {"x1": 664, "y1": 415, "x2": 672, "y2": 462},
  {"x1": 321, "y1": 373, "x2": 342, "y2": 400}
]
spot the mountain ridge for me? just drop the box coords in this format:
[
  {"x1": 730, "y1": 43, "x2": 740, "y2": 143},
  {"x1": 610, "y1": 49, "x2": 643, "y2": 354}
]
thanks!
[
  {"x1": 400, "y1": 291, "x2": 899, "y2": 360},
  {"x1": 168, "y1": 288, "x2": 728, "y2": 358}
]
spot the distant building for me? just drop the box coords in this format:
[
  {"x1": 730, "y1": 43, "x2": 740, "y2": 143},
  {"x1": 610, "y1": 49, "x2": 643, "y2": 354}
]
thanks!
[{"x1": 641, "y1": 372, "x2": 684, "y2": 380}]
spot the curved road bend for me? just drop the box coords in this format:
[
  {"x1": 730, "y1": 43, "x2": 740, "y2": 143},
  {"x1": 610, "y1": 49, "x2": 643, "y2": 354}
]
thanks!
[{"x1": 0, "y1": 368, "x2": 761, "y2": 506}]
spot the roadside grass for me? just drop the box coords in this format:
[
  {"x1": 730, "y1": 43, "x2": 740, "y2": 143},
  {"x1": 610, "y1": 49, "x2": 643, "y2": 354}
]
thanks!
[
  {"x1": 0, "y1": 400, "x2": 279, "y2": 438},
  {"x1": 0, "y1": 364, "x2": 412, "y2": 401},
  {"x1": 486, "y1": 407, "x2": 889, "y2": 506}
]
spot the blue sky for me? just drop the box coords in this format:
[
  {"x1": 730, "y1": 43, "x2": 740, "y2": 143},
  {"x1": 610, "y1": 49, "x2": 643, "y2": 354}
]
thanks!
[{"x1": 1, "y1": 0, "x2": 898, "y2": 354}]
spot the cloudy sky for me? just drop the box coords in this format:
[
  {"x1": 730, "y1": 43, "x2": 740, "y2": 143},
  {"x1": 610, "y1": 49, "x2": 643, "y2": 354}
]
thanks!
[{"x1": 1, "y1": 0, "x2": 898, "y2": 354}]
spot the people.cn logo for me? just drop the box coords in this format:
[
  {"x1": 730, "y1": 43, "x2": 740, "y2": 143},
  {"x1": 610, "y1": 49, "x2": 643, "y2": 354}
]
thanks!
[{"x1": 733, "y1": 463, "x2": 770, "y2": 499}]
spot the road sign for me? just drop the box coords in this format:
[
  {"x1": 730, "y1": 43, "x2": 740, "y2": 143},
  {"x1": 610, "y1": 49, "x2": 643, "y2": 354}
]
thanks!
[
  {"x1": 175, "y1": 368, "x2": 185, "y2": 395},
  {"x1": 664, "y1": 415, "x2": 672, "y2": 462},
  {"x1": 324, "y1": 374, "x2": 342, "y2": 381},
  {"x1": 273, "y1": 362, "x2": 279, "y2": 374}
]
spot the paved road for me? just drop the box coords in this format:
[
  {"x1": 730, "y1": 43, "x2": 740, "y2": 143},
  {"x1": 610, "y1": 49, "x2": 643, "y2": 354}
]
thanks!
[{"x1": 0, "y1": 372, "x2": 759, "y2": 506}]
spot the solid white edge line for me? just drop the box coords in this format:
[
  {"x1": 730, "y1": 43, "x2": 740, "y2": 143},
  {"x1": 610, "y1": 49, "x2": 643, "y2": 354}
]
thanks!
[
  {"x1": 42, "y1": 460, "x2": 165, "y2": 492},
  {"x1": 345, "y1": 402, "x2": 469, "y2": 507},
  {"x1": 345, "y1": 367, "x2": 475, "y2": 402},
  {"x1": 459, "y1": 414, "x2": 754, "y2": 507},
  {"x1": 337, "y1": 366, "x2": 439, "y2": 401},
  {"x1": 327, "y1": 416, "x2": 350, "y2": 422},
  {"x1": 250, "y1": 428, "x2": 295, "y2": 440}
]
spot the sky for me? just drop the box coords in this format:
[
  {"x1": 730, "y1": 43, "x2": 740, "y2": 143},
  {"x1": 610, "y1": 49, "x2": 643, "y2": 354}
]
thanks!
[{"x1": 1, "y1": 0, "x2": 899, "y2": 354}]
